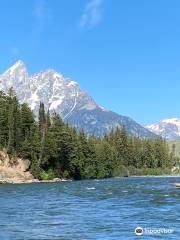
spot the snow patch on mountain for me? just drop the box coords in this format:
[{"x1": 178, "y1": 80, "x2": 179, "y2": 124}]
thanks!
[
  {"x1": 49, "y1": 97, "x2": 65, "y2": 110},
  {"x1": 146, "y1": 118, "x2": 180, "y2": 140}
]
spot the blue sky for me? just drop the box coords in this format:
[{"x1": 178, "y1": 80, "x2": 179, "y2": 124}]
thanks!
[{"x1": 0, "y1": 0, "x2": 180, "y2": 125}]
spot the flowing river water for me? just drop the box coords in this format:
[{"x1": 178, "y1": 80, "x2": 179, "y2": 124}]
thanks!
[{"x1": 0, "y1": 176, "x2": 179, "y2": 239}]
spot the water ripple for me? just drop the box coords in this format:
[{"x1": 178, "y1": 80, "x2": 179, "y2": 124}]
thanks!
[{"x1": 0, "y1": 176, "x2": 179, "y2": 239}]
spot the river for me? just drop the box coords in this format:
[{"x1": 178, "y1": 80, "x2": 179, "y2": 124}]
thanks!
[{"x1": 0, "y1": 177, "x2": 179, "y2": 239}]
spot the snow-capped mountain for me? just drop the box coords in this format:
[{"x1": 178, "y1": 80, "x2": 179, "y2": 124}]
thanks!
[
  {"x1": 146, "y1": 118, "x2": 180, "y2": 140},
  {"x1": 0, "y1": 60, "x2": 155, "y2": 137}
]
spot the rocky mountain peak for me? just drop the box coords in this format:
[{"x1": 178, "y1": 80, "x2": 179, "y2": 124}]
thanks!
[
  {"x1": 3, "y1": 60, "x2": 27, "y2": 76},
  {"x1": 146, "y1": 118, "x2": 180, "y2": 140},
  {"x1": 0, "y1": 60, "x2": 156, "y2": 137}
]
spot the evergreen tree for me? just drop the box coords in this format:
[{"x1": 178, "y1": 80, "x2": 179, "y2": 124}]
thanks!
[
  {"x1": 0, "y1": 89, "x2": 176, "y2": 180},
  {"x1": 0, "y1": 91, "x2": 8, "y2": 146}
]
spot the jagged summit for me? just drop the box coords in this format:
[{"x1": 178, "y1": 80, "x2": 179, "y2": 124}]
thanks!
[
  {"x1": 14, "y1": 59, "x2": 25, "y2": 67},
  {"x1": 0, "y1": 61, "x2": 156, "y2": 137},
  {"x1": 10, "y1": 60, "x2": 26, "y2": 68},
  {"x1": 3, "y1": 60, "x2": 27, "y2": 74}
]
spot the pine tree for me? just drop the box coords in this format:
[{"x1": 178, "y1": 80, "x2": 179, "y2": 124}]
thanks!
[
  {"x1": 38, "y1": 102, "x2": 46, "y2": 132},
  {"x1": 46, "y1": 109, "x2": 51, "y2": 129},
  {"x1": 20, "y1": 103, "x2": 34, "y2": 140},
  {"x1": 114, "y1": 128, "x2": 129, "y2": 166},
  {"x1": 7, "y1": 88, "x2": 19, "y2": 153},
  {"x1": 0, "y1": 91, "x2": 8, "y2": 147},
  {"x1": 38, "y1": 102, "x2": 47, "y2": 164}
]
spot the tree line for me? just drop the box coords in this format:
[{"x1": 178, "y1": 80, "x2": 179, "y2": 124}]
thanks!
[{"x1": 0, "y1": 90, "x2": 176, "y2": 179}]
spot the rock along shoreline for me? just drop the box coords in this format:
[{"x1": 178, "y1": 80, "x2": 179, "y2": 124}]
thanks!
[{"x1": 0, "y1": 178, "x2": 70, "y2": 184}]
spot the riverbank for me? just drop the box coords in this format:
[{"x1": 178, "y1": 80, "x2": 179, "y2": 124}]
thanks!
[
  {"x1": 0, "y1": 150, "x2": 179, "y2": 184},
  {"x1": 0, "y1": 150, "x2": 71, "y2": 184},
  {"x1": 0, "y1": 178, "x2": 69, "y2": 184},
  {"x1": 1, "y1": 174, "x2": 180, "y2": 184},
  {"x1": 0, "y1": 151, "x2": 34, "y2": 184}
]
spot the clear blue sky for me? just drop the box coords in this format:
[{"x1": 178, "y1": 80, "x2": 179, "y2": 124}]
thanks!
[{"x1": 0, "y1": 0, "x2": 180, "y2": 125}]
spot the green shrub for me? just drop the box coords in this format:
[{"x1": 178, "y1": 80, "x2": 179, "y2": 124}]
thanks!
[
  {"x1": 40, "y1": 169, "x2": 55, "y2": 180},
  {"x1": 113, "y1": 165, "x2": 129, "y2": 177}
]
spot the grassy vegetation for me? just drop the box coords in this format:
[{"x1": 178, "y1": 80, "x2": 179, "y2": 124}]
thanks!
[{"x1": 128, "y1": 166, "x2": 172, "y2": 176}]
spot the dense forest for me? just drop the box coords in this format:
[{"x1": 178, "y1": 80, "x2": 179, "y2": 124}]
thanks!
[{"x1": 0, "y1": 90, "x2": 178, "y2": 180}]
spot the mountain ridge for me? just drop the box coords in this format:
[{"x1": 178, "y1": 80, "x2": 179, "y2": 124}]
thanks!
[
  {"x1": 0, "y1": 60, "x2": 156, "y2": 137},
  {"x1": 146, "y1": 118, "x2": 180, "y2": 140}
]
